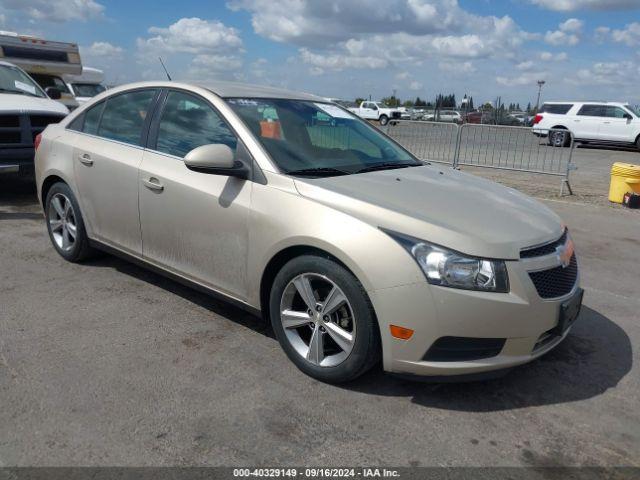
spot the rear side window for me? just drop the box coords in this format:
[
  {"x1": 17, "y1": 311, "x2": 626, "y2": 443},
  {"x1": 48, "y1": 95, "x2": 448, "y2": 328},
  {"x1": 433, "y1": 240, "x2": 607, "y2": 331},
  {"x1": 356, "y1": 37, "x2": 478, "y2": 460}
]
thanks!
[
  {"x1": 577, "y1": 105, "x2": 605, "y2": 117},
  {"x1": 98, "y1": 90, "x2": 157, "y2": 146},
  {"x1": 155, "y1": 90, "x2": 237, "y2": 158},
  {"x1": 83, "y1": 102, "x2": 105, "y2": 135},
  {"x1": 539, "y1": 104, "x2": 573, "y2": 114}
]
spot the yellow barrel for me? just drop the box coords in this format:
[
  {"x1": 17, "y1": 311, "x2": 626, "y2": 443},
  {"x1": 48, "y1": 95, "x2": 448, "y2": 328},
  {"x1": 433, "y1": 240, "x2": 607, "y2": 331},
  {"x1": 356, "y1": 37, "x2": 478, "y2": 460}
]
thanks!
[{"x1": 609, "y1": 162, "x2": 640, "y2": 203}]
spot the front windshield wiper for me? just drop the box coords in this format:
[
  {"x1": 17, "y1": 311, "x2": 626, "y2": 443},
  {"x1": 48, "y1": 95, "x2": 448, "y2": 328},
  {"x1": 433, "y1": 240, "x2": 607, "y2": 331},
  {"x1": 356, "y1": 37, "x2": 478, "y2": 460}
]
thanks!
[
  {"x1": 355, "y1": 162, "x2": 420, "y2": 174},
  {"x1": 0, "y1": 87, "x2": 38, "y2": 97},
  {"x1": 286, "y1": 167, "x2": 351, "y2": 177}
]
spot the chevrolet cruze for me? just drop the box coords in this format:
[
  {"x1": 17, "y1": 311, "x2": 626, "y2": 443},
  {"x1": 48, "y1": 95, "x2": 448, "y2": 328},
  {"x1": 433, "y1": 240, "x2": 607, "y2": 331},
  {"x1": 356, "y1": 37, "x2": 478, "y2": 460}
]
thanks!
[{"x1": 35, "y1": 81, "x2": 583, "y2": 383}]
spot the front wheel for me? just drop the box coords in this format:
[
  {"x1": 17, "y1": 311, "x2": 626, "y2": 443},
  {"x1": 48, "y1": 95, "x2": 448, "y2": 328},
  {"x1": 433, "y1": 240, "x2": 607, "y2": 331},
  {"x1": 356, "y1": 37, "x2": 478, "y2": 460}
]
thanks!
[
  {"x1": 269, "y1": 255, "x2": 381, "y2": 383},
  {"x1": 379, "y1": 115, "x2": 389, "y2": 126}
]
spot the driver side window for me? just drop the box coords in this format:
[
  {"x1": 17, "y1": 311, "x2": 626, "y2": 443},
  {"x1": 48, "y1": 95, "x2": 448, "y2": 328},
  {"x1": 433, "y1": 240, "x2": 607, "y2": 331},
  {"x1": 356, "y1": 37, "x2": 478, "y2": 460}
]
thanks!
[{"x1": 155, "y1": 91, "x2": 238, "y2": 158}]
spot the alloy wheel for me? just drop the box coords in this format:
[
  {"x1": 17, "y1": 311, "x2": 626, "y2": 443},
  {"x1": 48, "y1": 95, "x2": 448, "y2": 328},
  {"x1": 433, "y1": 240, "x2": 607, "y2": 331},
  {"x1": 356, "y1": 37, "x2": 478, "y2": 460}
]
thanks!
[
  {"x1": 279, "y1": 273, "x2": 356, "y2": 367},
  {"x1": 48, "y1": 193, "x2": 77, "y2": 252}
]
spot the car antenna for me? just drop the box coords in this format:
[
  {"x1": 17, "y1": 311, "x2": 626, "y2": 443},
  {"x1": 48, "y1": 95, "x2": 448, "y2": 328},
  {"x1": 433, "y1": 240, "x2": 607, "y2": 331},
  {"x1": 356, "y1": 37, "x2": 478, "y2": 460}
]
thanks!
[{"x1": 158, "y1": 57, "x2": 172, "y2": 81}]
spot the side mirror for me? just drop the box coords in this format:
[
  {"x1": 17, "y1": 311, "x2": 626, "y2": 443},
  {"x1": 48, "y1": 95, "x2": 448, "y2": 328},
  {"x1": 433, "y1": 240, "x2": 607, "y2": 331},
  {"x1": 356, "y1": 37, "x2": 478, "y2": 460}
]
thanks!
[
  {"x1": 184, "y1": 143, "x2": 249, "y2": 179},
  {"x1": 45, "y1": 87, "x2": 61, "y2": 100}
]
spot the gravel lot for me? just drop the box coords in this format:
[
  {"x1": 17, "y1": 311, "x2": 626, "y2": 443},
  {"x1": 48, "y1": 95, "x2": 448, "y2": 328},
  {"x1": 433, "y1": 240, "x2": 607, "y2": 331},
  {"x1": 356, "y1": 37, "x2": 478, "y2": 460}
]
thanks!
[{"x1": 0, "y1": 163, "x2": 638, "y2": 467}]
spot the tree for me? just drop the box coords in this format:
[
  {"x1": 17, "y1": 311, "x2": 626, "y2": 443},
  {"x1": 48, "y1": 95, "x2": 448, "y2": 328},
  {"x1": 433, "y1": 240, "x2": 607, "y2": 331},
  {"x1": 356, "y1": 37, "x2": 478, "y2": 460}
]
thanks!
[
  {"x1": 414, "y1": 97, "x2": 427, "y2": 107},
  {"x1": 403, "y1": 100, "x2": 414, "y2": 107},
  {"x1": 354, "y1": 98, "x2": 366, "y2": 105},
  {"x1": 526, "y1": 102, "x2": 532, "y2": 113},
  {"x1": 381, "y1": 95, "x2": 400, "y2": 107}
]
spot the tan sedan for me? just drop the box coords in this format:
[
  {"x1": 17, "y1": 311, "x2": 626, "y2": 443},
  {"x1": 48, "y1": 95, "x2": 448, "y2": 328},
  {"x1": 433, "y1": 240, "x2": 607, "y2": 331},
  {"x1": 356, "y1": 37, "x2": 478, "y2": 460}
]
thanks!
[{"x1": 35, "y1": 81, "x2": 583, "y2": 383}]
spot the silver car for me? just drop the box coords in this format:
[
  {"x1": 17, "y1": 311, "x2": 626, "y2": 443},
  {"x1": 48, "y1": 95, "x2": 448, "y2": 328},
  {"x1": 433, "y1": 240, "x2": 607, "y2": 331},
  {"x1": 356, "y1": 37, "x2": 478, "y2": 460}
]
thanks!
[{"x1": 35, "y1": 81, "x2": 583, "y2": 383}]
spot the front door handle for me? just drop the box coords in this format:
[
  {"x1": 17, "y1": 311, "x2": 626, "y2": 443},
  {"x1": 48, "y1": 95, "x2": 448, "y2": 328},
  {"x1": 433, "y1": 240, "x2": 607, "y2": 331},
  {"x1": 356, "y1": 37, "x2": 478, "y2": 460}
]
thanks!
[
  {"x1": 142, "y1": 177, "x2": 164, "y2": 192},
  {"x1": 78, "y1": 153, "x2": 93, "y2": 166}
]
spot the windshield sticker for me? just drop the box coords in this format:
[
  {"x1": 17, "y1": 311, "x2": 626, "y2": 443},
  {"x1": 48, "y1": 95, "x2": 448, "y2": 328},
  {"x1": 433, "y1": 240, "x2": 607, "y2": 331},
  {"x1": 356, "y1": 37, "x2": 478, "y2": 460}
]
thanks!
[
  {"x1": 14, "y1": 80, "x2": 36, "y2": 95},
  {"x1": 315, "y1": 103, "x2": 355, "y2": 119}
]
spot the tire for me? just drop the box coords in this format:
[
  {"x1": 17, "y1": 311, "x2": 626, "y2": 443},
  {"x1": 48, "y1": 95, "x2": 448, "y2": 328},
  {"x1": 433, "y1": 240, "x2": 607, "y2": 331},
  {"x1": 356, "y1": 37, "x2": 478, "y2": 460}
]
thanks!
[
  {"x1": 636, "y1": 135, "x2": 640, "y2": 151},
  {"x1": 548, "y1": 129, "x2": 570, "y2": 147},
  {"x1": 379, "y1": 115, "x2": 389, "y2": 126},
  {"x1": 45, "y1": 182, "x2": 96, "y2": 262},
  {"x1": 269, "y1": 254, "x2": 381, "y2": 383}
]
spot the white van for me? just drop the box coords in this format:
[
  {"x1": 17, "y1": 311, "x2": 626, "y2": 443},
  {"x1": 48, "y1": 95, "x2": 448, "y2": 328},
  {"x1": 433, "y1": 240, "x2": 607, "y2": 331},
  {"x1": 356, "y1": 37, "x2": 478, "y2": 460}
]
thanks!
[
  {"x1": 0, "y1": 31, "x2": 81, "y2": 111},
  {"x1": 0, "y1": 61, "x2": 68, "y2": 174},
  {"x1": 64, "y1": 67, "x2": 106, "y2": 104}
]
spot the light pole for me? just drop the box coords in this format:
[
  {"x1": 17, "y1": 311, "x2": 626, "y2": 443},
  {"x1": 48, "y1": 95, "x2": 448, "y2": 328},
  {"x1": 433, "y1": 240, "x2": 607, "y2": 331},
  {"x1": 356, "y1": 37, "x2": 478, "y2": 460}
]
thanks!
[{"x1": 535, "y1": 80, "x2": 546, "y2": 113}]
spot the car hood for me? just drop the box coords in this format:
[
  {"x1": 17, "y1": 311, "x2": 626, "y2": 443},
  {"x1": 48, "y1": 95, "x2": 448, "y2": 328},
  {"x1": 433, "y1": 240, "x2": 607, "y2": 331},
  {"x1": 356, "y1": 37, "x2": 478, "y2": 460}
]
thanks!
[
  {"x1": 293, "y1": 165, "x2": 564, "y2": 259},
  {"x1": 0, "y1": 93, "x2": 69, "y2": 115}
]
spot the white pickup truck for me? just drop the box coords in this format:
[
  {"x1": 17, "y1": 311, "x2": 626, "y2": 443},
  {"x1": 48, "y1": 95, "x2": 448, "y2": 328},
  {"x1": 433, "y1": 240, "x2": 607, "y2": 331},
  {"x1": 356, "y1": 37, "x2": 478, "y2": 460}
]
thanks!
[
  {"x1": 0, "y1": 61, "x2": 68, "y2": 175},
  {"x1": 348, "y1": 101, "x2": 401, "y2": 126}
]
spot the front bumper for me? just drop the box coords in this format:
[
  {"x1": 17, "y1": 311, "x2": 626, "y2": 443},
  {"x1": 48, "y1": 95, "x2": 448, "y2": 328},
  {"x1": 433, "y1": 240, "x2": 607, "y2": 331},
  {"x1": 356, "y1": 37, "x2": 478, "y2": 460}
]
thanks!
[{"x1": 368, "y1": 258, "x2": 581, "y2": 378}]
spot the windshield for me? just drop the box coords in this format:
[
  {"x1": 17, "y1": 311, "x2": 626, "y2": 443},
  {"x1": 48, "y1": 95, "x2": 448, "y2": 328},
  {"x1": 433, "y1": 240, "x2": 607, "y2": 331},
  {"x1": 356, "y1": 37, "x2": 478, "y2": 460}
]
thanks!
[
  {"x1": 226, "y1": 98, "x2": 420, "y2": 176},
  {"x1": 29, "y1": 73, "x2": 71, "y2": 94},
  {"x1": 0, "y1": 64, "x2": 46, "y2": 98},
  {"x1": 72, "y1": 83, "x2": 106, "y2": 98}
]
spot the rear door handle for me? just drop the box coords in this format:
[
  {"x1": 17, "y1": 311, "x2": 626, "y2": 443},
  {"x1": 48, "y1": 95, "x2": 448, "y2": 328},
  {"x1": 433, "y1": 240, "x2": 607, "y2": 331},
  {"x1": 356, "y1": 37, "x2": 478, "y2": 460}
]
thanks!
[
  {"x1": 142, "y1": 177, "x2": 164, "y2": 192},
  {"x1": 78, "y1": 153, "x2": 93, "y2": 166}
]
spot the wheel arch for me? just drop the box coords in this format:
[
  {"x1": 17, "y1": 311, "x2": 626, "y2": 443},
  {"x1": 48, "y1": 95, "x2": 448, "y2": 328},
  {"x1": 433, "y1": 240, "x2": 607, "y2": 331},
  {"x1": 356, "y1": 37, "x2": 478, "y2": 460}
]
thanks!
[
  {"x1": 259, "y1": 245, "x2": 371, "y2": 323},
  {"x1": 40, "y1": 174, "x2": 67, "y2": 208}
]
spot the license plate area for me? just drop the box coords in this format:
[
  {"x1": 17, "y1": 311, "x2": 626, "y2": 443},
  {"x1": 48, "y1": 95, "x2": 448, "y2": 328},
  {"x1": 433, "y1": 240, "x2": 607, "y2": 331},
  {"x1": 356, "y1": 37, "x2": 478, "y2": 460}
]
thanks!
[{"x1": 553, "y1": 288, "x2": 584, "y2": 336}]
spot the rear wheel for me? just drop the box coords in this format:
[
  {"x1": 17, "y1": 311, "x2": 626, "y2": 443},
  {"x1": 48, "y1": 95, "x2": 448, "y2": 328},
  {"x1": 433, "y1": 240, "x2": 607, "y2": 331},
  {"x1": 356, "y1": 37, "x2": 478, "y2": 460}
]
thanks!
[
  {"x1": 269, "y1": 255, "x2": 380, "y2": 383},
  {"x1": 45, "y1": 182, "x2": 96, "y2": 262},
  {"x1": 549, "y1": 129, "x2": 570, "y2": 147}
]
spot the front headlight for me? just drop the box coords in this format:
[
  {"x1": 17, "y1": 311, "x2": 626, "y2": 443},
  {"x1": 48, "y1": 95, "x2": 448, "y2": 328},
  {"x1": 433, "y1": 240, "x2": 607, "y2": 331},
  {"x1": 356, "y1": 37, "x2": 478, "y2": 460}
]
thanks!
[{"x1": 385, "y1": 231, "x2": 509, "y2": 293}]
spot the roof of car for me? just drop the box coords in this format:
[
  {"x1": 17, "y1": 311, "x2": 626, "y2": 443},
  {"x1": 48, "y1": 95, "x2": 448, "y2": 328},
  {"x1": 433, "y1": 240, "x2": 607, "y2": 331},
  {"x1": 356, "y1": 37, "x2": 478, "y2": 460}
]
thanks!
[
  {"x1": 198, "y1": 80, "x2": 323, "y2": 101},
  {"x1": 543, "y1": 101, "x2": 628, "y2": 105},
  {"x1": 102, "y1": 80, "x2": 325, "y2": 102}
]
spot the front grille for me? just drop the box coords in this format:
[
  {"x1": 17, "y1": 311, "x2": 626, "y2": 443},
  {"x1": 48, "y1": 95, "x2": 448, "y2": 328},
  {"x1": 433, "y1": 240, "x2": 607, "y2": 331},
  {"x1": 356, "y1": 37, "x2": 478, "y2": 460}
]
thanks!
[
  {"x1": 0, "y1": 115, "x2": 20, "y2": 128},
  {"x1": 0, "y1": 114, "x2": 22, "y2": 144},
  {"x1": 0, "y1": 113, "x2": 63, "y2": 147},
  {"x1": 521, "y1": 230, "x2": 567, "y2": 258},
  {"x1": 423, "y1": 336, "x2": 506, "y2": 362},
  {"x1": 528, "y1": 254, "x2": 578, "y2": 299}
]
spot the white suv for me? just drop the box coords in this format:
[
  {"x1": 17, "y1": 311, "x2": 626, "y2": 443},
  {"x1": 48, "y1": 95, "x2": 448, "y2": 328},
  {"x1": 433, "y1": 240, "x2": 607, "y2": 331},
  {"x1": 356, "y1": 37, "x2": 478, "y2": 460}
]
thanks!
[{"x1": 533, "y1": 101, "x2": 640, "y2": 149}]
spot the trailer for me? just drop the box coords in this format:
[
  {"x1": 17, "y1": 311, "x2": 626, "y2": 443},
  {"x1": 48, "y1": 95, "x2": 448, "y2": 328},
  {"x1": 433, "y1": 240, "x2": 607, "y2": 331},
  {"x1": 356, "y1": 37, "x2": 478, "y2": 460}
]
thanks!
[{"x1": 0, "y1": 31, "x2": 81, "y2": 110}]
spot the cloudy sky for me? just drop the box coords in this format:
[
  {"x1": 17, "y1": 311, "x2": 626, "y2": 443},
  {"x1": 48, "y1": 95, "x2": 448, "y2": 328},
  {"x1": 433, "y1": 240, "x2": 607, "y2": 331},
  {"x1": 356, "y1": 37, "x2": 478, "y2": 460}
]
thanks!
[{"x1": 2, "y1": 0, "x2": 640, "y2": 106}]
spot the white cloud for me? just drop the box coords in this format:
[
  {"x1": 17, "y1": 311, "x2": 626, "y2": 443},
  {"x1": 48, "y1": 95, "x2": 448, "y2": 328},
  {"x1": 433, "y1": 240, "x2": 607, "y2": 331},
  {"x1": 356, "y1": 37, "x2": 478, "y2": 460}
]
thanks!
[
  {"x1": 1, "y1": 0, "x2": 104, "y2": 22},
  {"x1": 530, "y1": 0, "x2": 640, "y2": 11},
  {"x1": 568, "y1": 60, "x2": 638, "y2": 86},
  {"x1": 395, "y1": 71, "x2": 411, "y2": 80},
  {"x1": 299, "y1": 48, "x2": 388, "y2": 71},
  {"x1": 137, "y1": 18, "x2": 243, "y2": 56},
  {"x1": 439, "y1": 61, "x2": 475, "y2": 73},
  {"x1": 496, "y1": 71, "x2": 547, "y2": 87},
  {"x1": 228, "y1": 0, "x2": 475, "y2": 45},
  {"x1": 408, "y1": 80, "x2": 423, "y2": 91},
  {"x1": 610, "y1": 22, "x2": 640, "y2": 46},
  {"x1": 516, "y1": 60, "x2": 535, "y2": 71},
  {"x1": 545, "y1": 18, "x2": 583, "y2": 46},
  {"x1": 539, "y1": 51, "x2": 568, "y2": 61},
  {"x1": 81, "y1": 41, "x2": 123, "y2": 59}
]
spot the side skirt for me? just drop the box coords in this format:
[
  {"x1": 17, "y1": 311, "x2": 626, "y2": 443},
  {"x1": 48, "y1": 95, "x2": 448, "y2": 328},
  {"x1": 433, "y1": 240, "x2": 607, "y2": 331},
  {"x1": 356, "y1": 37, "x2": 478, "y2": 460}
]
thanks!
[{"x1": 88, "y1": 239, "x2": 263, "y2": 318}]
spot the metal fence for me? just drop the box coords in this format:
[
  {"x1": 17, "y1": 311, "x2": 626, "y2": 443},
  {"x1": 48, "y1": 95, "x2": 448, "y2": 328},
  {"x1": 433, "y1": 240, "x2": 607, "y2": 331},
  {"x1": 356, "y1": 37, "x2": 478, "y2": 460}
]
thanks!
[
  {"x1": 384, "y1": 121, "x2": 459, "y2": 164},
  {"x1": 385, "y1": 121, "x2": 576, "y2": 195}
]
